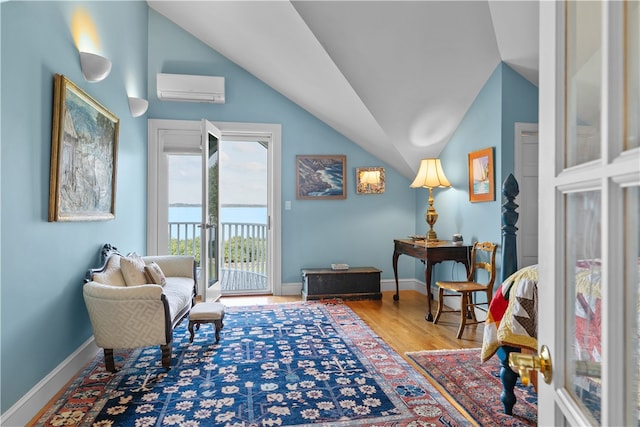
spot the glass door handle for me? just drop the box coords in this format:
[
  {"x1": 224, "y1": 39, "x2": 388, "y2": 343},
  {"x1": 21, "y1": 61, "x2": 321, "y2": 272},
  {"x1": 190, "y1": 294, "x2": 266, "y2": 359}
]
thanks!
[{"x1": 509, "y1": 344, "x2": 553, "y2": 386}]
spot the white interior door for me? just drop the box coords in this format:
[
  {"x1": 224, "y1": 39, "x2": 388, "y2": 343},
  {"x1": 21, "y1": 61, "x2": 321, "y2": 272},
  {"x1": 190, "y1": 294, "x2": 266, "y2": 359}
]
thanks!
[
  {"x1": 514, "y1": 123, "x2": 539, "y2": 268},
  {"x1": 538, "y1": 2, "x2": 640, "y2": 426}
]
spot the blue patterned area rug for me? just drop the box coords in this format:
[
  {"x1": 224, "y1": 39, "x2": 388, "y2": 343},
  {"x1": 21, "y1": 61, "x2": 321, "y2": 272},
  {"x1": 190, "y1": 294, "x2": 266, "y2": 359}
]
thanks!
[{"x1": 34, "y1": 300, "x2": 471, "y2": 426}]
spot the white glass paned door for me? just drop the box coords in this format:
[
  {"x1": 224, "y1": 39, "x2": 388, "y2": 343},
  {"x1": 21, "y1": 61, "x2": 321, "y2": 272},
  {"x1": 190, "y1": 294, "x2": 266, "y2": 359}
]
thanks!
[
  {"x1": 538, "y1": 1, "x2": 640, "y2": 425},
  {"x1": 148, "y1": 120, "x2": 282, "y2": 296}
]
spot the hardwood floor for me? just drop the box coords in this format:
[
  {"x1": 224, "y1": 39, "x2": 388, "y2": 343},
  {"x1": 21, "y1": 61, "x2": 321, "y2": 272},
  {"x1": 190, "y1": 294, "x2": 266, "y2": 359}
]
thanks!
[{"x1": 220, "y1": 290, "x2": 485, "y2": 364}]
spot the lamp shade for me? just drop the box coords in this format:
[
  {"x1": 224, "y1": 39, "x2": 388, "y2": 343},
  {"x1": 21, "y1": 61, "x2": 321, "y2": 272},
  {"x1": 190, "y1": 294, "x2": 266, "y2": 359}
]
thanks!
[
  {"x1": 410, "y1": 158, "x2": 451, "y2": 189},
  {"x1": 79, "y1": 51, "x2": 112, "y2": 82},
  {"x1": 128, "y1": 96, "x2": 149, "y2": 117}
]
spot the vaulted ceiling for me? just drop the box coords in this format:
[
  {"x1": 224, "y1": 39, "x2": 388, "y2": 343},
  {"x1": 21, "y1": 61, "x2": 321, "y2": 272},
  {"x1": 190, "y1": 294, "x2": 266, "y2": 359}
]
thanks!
[{"x1": 147, "y1": 1, "x2": 539, "y2": 179}]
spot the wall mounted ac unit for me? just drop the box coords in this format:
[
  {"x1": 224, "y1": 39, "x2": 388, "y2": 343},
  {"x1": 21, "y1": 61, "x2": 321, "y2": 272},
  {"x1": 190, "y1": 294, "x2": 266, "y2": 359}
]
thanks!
[{"x1": 157, "y1": 73, "x2": 225, "y2": 103}]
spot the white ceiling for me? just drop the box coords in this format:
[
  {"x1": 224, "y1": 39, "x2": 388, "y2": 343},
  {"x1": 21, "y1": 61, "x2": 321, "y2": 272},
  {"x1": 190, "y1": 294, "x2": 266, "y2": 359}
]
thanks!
[{"x1": 147, "y1": 1, "x2": 539, "y2": 179}]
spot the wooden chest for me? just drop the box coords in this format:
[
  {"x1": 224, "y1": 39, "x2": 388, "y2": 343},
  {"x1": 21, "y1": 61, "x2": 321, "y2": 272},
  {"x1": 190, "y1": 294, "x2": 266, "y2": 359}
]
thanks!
[{"x1": 301, "y1": 267, "x2": 382, "y2": 301}]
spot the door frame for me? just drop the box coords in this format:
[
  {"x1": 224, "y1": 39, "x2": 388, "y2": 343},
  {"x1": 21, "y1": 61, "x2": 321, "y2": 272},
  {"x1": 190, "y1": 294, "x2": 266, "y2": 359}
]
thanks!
[
  {"x1": 147, "y1": 119, "x2": 282, "y2": 296},
  {"x1": 514, "y1": 122, "x2": 538, "y2": 268}
]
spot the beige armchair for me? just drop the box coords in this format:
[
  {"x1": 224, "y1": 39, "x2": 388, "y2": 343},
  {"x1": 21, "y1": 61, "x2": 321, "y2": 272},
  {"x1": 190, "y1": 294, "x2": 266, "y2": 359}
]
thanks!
[{"x1": 83, "y1": 244, "x2": 196, "y2": 372}]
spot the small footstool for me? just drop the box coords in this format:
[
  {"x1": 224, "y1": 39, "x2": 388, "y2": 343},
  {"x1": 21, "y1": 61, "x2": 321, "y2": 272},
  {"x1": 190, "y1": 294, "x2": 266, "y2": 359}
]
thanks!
[{"x1": 188, "y1": 302, "x2": 225, "y2": 343}]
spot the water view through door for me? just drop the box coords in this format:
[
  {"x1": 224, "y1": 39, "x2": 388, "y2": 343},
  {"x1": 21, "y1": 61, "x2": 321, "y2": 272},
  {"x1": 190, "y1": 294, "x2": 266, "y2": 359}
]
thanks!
[{"x1": 167, "y1": 138, "x2": 269, "y2": 296}]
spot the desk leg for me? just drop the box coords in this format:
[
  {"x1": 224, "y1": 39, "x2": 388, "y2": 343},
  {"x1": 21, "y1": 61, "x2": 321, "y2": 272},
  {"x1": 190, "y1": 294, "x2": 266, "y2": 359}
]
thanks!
[
  {"x1": 425, "y1": 261, "x2": 433, "y2": 321},
  {"x1": 392, "y1": 250, "x2": 400, "y2": 301}
]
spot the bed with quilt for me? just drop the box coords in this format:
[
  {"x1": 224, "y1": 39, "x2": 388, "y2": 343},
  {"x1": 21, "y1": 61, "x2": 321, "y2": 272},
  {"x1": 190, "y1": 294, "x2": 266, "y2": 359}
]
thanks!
[{"x1": 481, "y1": 259, "x2": 607, "y2": 415}]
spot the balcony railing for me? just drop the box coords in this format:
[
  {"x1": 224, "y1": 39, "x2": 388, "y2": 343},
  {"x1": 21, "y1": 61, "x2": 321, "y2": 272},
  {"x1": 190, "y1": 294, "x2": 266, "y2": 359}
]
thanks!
[{"x1": 168, "y1": 221, "x2": 268, "y2": 293}]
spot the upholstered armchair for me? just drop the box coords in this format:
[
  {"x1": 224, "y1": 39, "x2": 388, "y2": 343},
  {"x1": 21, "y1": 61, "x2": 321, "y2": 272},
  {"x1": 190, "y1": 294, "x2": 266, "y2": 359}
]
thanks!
[{"x1": 83, "y1": 244, "x2": 196, "y2": 372}]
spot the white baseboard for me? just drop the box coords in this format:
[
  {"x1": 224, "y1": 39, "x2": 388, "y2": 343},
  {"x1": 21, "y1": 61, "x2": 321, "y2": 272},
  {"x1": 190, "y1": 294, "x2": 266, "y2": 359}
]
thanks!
[
  {"x1": 1, "y1": 338, "x2": 99, "y2": 427},
  {"x1": 279, "y1": 281, "x2": 302, "y2": 296},
  {"x1": 380, "y1": 278, "x2": 427, "y2": 295}
]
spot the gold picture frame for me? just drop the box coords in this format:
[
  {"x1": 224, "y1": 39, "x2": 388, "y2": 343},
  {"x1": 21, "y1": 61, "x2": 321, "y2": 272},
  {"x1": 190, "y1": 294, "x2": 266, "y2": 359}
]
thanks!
[
  {"x1": 356, "y1": 167, "x2": 385, "y2": 194},
  {"x1": 49, "y1": 74, "x2": 119, "y2": 221},
  {"x1": 296, "y1": 155, "x2": 346, "y2": 199},
  {"x1": 468, "y1": 147, "x2": 494, "y2": 203}
]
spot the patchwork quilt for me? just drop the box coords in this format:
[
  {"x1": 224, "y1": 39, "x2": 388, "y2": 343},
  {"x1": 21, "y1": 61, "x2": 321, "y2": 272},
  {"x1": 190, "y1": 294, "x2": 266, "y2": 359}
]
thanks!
[{"x1": 481, "y1": 265, "x2": 539, "y2": 363}]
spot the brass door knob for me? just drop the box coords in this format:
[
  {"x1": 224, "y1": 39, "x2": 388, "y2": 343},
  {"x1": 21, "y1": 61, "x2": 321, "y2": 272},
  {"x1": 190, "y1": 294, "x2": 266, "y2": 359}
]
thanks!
[{"x1": 508, "y1": 344, "x2": 553, "y2": 385}]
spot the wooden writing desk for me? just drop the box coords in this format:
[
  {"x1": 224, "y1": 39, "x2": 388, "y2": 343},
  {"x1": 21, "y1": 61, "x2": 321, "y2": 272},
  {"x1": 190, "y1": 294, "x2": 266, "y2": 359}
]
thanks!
[{"x1": 392, "y1": 239, "x2": 471, "y2": 321}]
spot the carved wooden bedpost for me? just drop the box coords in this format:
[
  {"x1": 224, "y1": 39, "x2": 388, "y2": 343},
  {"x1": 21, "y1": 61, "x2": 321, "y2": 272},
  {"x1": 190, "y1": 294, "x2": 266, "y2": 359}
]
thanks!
[
  {"x1": 499, "y1": 173, "x2": 521, "y2": 415},
  {"x1": 501, "y1": 173, "x2": 519, "y2": 282}
]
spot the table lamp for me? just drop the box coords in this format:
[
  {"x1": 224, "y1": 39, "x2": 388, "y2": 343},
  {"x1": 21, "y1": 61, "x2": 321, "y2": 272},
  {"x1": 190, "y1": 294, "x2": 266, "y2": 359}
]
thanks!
[{"x1": 410, "y1": 158, "x2": 451, "y2": 241}]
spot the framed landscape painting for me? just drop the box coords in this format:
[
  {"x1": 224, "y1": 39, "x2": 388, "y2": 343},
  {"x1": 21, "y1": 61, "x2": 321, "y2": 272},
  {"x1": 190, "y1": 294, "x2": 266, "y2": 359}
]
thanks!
[
  {"x1": 49, "y1": 74, "x2": 119, "y2": 221},
  {"x1": 296, "y1": 155, "x2": 346, "y2": 199},
  {"x1": 468, "y1": 147, "x2": 494, "y2": 202}
]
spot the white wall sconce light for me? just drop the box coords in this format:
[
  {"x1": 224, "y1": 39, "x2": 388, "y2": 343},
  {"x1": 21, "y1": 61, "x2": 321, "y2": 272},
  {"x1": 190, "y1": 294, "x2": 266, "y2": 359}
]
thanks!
[
  {"x1": 128, "y1": 96, "x2": 149, "y2": 117},
  {"x1": 79, "y1": 51, "x2": 112, "y2": 82}
]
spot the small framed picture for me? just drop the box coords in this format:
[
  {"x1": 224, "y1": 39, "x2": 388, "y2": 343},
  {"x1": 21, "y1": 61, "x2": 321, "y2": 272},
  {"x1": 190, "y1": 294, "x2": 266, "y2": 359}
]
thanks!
[
  {"x1": 468, "y1": 147, "x2": 494, "y2": 203},
  {"x1": 356, "y1": 167, "x2": 385, "y2": 194},
  {"x1": 296, "y1": 155, "x2": 346, "y2": 199}
]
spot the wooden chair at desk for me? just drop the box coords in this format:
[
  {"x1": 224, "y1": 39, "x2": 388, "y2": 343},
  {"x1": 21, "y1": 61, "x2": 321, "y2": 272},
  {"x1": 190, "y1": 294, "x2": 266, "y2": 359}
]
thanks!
[{"x1": 432, "y1": 241, "x2": 497, "y2": 339}]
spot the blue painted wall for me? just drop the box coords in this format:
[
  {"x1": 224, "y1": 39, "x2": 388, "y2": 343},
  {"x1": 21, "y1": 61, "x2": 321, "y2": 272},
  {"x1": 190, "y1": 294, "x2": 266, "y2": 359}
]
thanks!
[
  {"x1": 500, "y1": 64, "x2": 539, "y2": 180},
  {"x1": 0, "y1": 3, "x2": 416, "y2": 414},
  {"x1": 146, "y1": 10, "x2": 418, "y2": 285},
  {"x1": 0, "y1": 0, "x2": 149, "y2": 414},
  {"x1": 425, "y1": 63, "x2": 538, "y2": 285},
  {"x1": 0, "y1": 2, "x2": 537, "y2": 416}
]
